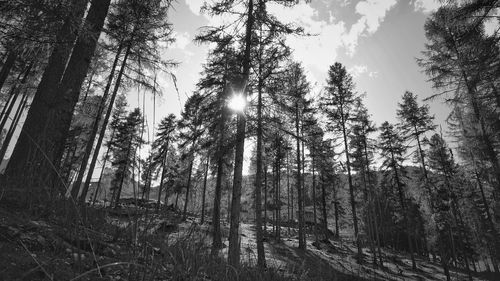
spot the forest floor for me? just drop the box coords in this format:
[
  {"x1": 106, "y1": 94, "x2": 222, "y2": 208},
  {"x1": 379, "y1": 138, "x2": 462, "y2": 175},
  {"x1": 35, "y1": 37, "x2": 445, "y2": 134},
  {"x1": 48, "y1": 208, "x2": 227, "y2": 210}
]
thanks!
[{"x1": 0, "y1": 203, "x2": 498, "y2": 281}]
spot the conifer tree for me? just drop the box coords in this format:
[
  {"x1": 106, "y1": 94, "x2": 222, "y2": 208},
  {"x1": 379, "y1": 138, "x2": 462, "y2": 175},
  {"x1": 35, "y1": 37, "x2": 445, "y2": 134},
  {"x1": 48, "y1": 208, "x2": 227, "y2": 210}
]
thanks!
[
  {"x1": 378, "y1": 121, "x2": 417, "y2": 270},
  {"x1": 321, "y1": 62, "x2": 363, "y2": 262}
]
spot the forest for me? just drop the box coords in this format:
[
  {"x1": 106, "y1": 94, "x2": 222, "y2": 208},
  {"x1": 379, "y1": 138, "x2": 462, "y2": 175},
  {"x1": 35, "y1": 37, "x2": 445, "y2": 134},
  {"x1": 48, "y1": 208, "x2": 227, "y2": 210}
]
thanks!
[{"x1": 0, "y1": 0, "x2": 499, "y2": 280}]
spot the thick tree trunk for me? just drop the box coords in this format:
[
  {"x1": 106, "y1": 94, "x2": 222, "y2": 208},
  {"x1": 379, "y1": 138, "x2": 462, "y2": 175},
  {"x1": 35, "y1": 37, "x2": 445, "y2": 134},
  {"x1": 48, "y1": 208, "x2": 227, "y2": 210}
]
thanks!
[{"x1": 5, "y1": 0, "x2": 109, "y2": 203}]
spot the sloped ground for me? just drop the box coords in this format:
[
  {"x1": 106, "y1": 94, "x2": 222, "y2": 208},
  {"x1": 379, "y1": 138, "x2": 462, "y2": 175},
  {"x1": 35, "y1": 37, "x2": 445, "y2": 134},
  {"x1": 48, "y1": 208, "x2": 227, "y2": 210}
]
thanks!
[{"x1": 0, "y1": 205, "x2": 497, "y2": 281}]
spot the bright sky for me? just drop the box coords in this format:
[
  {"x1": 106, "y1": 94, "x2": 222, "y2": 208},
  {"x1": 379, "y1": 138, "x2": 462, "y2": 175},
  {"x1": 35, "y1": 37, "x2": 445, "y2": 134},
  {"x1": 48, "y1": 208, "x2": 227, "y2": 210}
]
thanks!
[
  {"x1": 138, "y1": 0, "x2": 450, "y2": 134},
  {"x1": 119, "y1": 0, "x2": 457, "y2": 176}
]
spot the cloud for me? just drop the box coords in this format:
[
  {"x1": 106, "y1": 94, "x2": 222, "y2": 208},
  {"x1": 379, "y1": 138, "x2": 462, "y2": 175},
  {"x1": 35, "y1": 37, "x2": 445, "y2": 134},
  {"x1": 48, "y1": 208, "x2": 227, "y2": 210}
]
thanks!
[
  {"x1": 186, "y1": 0, "x2": 205, "y2": 16},
  {"x1": 343, "y1": 0, "x2": 397, "y2": 55},
  {"x1": 356, "y1": 0, "x2": 397, "y2": 33},
  {"x1": 348, "y1": 65, "x2": 368, "y2": 77},
  {"x1": 171, "y1": 31, "x2": 192, "y2": 49},
  {"x1": 413, "y1": 0, "x2": 442, "y2": 13}
]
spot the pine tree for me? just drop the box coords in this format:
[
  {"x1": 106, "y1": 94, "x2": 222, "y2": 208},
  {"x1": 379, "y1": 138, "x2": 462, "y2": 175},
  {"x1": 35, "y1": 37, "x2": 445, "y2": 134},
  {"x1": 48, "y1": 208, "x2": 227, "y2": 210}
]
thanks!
[
  {"x1": 321, "y1": 62, "x2": 363, "y2": 262},
  {"x1": 178, "y1": 93, "x2": 206, "y2": 220},
  {"x1": 378, "y1": 121, "x2": 417, "y2": 270},
  {"x1": 110, "y1": 108, "x2": 144, "y2": 207}
]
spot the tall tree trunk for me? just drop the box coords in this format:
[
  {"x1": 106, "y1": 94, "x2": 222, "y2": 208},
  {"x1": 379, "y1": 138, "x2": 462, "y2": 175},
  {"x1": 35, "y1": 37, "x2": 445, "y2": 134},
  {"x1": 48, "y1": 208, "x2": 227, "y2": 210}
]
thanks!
[
  {"x1": 92, "y1": 129, "x2": 114, "y2": 205},
  {"x1": 0, "y1": 51, "x2": 18, "y2": 93},
  {"x1": 286, "y1": 152, "x2": 291, "y2": 233},
  {"x1": 254, "y1": 74, "x2": 266, "y2": 267},
  {"x1": 5, "y1": 0, "x2": 109, "y2": 203},
  {"x1": 0, "y1": 61, "x2": 33, "y2": 133},
  {"x1": 363, "y1": 142, "x2": 383, "y2": 266},
  {"x1": 312, "y1": 157, "x2": 318, "y2": 242},
  {"x1": 81, "y1": 43, "x2": 130, "y2": 201},
  {"x1": 72, "y1": 44, "x2": 123, "y2": 202},
  {"x1": 157, "y1": 139, "x2": 170, "y2": 211},
  {"x1": 183, "y1": 157, "x2": 195, "y2": 220},
  {"x1": 264, "y1": 165, "x2": 268, "y2": 232},
  {"x1": 320, "y1": 174, "x2": 328, "y2": 240},
  {"x1": 212, "y1": 85, "x2": 229, "y2": 253},
  {"x1": 201, "y1": 155, "x2": 209, "y2": 224},
  {"x1": 296, "y1": 103, "x2": 305, "y2": 250},
  {"x1": 391, "y1": 150, "x2": 417, "y2": 270},
  {"x1": 0, "y1": 90, "x2": 29, "y2": 160},
  {"x1": 275, "y1": 144, "x2": 281, "y2": 241},
  {"x1": 227, "y1": 0, "x2": 254, "y2": 266},
  {"x1": 114, "y1": 137, "x2": 134, "y2": 208},
  {"x1": 341, "y1": 118, "x2": 362, "y2": 262}
]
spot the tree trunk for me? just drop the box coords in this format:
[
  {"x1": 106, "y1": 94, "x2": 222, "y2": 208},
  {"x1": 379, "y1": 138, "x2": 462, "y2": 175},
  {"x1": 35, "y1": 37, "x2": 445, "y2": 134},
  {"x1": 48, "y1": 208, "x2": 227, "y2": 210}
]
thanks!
[
  {"x1": 183, "y1": 157, "x2": 195, "y2": 220},
  {"x1": 391, "y1": 150, "x2": 417, "y2": 270},
  {"x1": 341, "y1": 119, "x2": 361, "y2": 262},
  {"x1": 0, "y1": 51, "x2": 18, "y2": 93},
  {"x1": 0, "y1": 89, "x2": 29, "y2": 160},
  {"x1": 320, "y1": 174, "x2": 328, "y2": 240},
  {"x1": 5, "y1": 0, "x2": 109, "y2": 203},
  {"x1": 296, "y1": 102, "x2": 305, "y2": 250},
  {"x1": 312, "y1": 157, "x2": 318, "y2": 242},
  {"x1": 201, "y1": 155, "x2": 209, "y2": 224},
  {"x1": 80, "y1": 43, "x2": 130, "y2": 201},
  {"x1": 254, "y1": 74, "x2": 266, "y2": 267},
  {"x1": 72, "y1": 44, "x2": 123, "y2": 202},
  {"x1": 211, "y1": 87, "x2": 228, "y2": 253},
  {"x1": 0, "y1": 61, "x2": 33, "y2": 133},
  {"x1": 227, "y1": 0, "x2": 254, "y2": 266},
  {"x1": 157, "y1": 139, "x2": 170, "y2": 211},
  {"x1": 92, "y1": 129, "x2": 114, "y2": 205},
  {"x1": 264, "y1": 165, "x2": 268, "y2": 232}
]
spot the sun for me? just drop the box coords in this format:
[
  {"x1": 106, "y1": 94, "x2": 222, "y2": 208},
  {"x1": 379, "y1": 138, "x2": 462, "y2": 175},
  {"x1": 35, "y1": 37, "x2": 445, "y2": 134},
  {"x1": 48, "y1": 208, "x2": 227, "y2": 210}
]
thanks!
[{"x1": 227, "y1": 94, "x2": 247, "y2": 112}]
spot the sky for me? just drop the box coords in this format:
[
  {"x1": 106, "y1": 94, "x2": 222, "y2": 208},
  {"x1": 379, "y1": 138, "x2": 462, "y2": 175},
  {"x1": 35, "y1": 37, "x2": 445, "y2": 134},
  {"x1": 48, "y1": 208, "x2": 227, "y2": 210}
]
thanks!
[
  {"x1": 137, "y1": 0, "x2": 453, "y2": 137},
  {"x1": 3, "y1": 0, "x2": 497, "y2": 175},
  {"x1": 115, "y1": 0, "x2": 456, "y2": 175}
]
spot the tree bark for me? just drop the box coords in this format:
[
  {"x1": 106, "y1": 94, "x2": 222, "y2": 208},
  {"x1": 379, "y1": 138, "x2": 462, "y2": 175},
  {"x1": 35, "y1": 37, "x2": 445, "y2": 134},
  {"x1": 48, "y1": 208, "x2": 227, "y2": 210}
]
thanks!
[{"x1": 227, "y1": 0, "x2": 254, "y2": 267}]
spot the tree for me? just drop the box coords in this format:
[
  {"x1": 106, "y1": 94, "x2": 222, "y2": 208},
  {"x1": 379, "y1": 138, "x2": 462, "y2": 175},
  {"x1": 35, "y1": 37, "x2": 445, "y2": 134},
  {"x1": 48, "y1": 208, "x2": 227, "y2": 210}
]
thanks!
[
  {"x1": 109, "y1": 108, "x2": 144, "y2": 207},
  {"x1": 321, "y1": 62, "x2": 362, "y2": 262},
  {"x1": 178, "y1": 93, "x2": 206, "y2": 220},
  {"x1": 349, "y1": 97, "x2": 382, "y2": 266},
  {"x1": 152, "y1": 114, "x2": 177, "y2": 210},
  {"x1": 4, "y1": 0, "x2": 112, "y2": 202},
  {"x1": 378, "y1": 121, "x2": 417, "y2": 270},
  {"x1": 397, "y1": 91, "x2": 436, "y2": 184}
]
